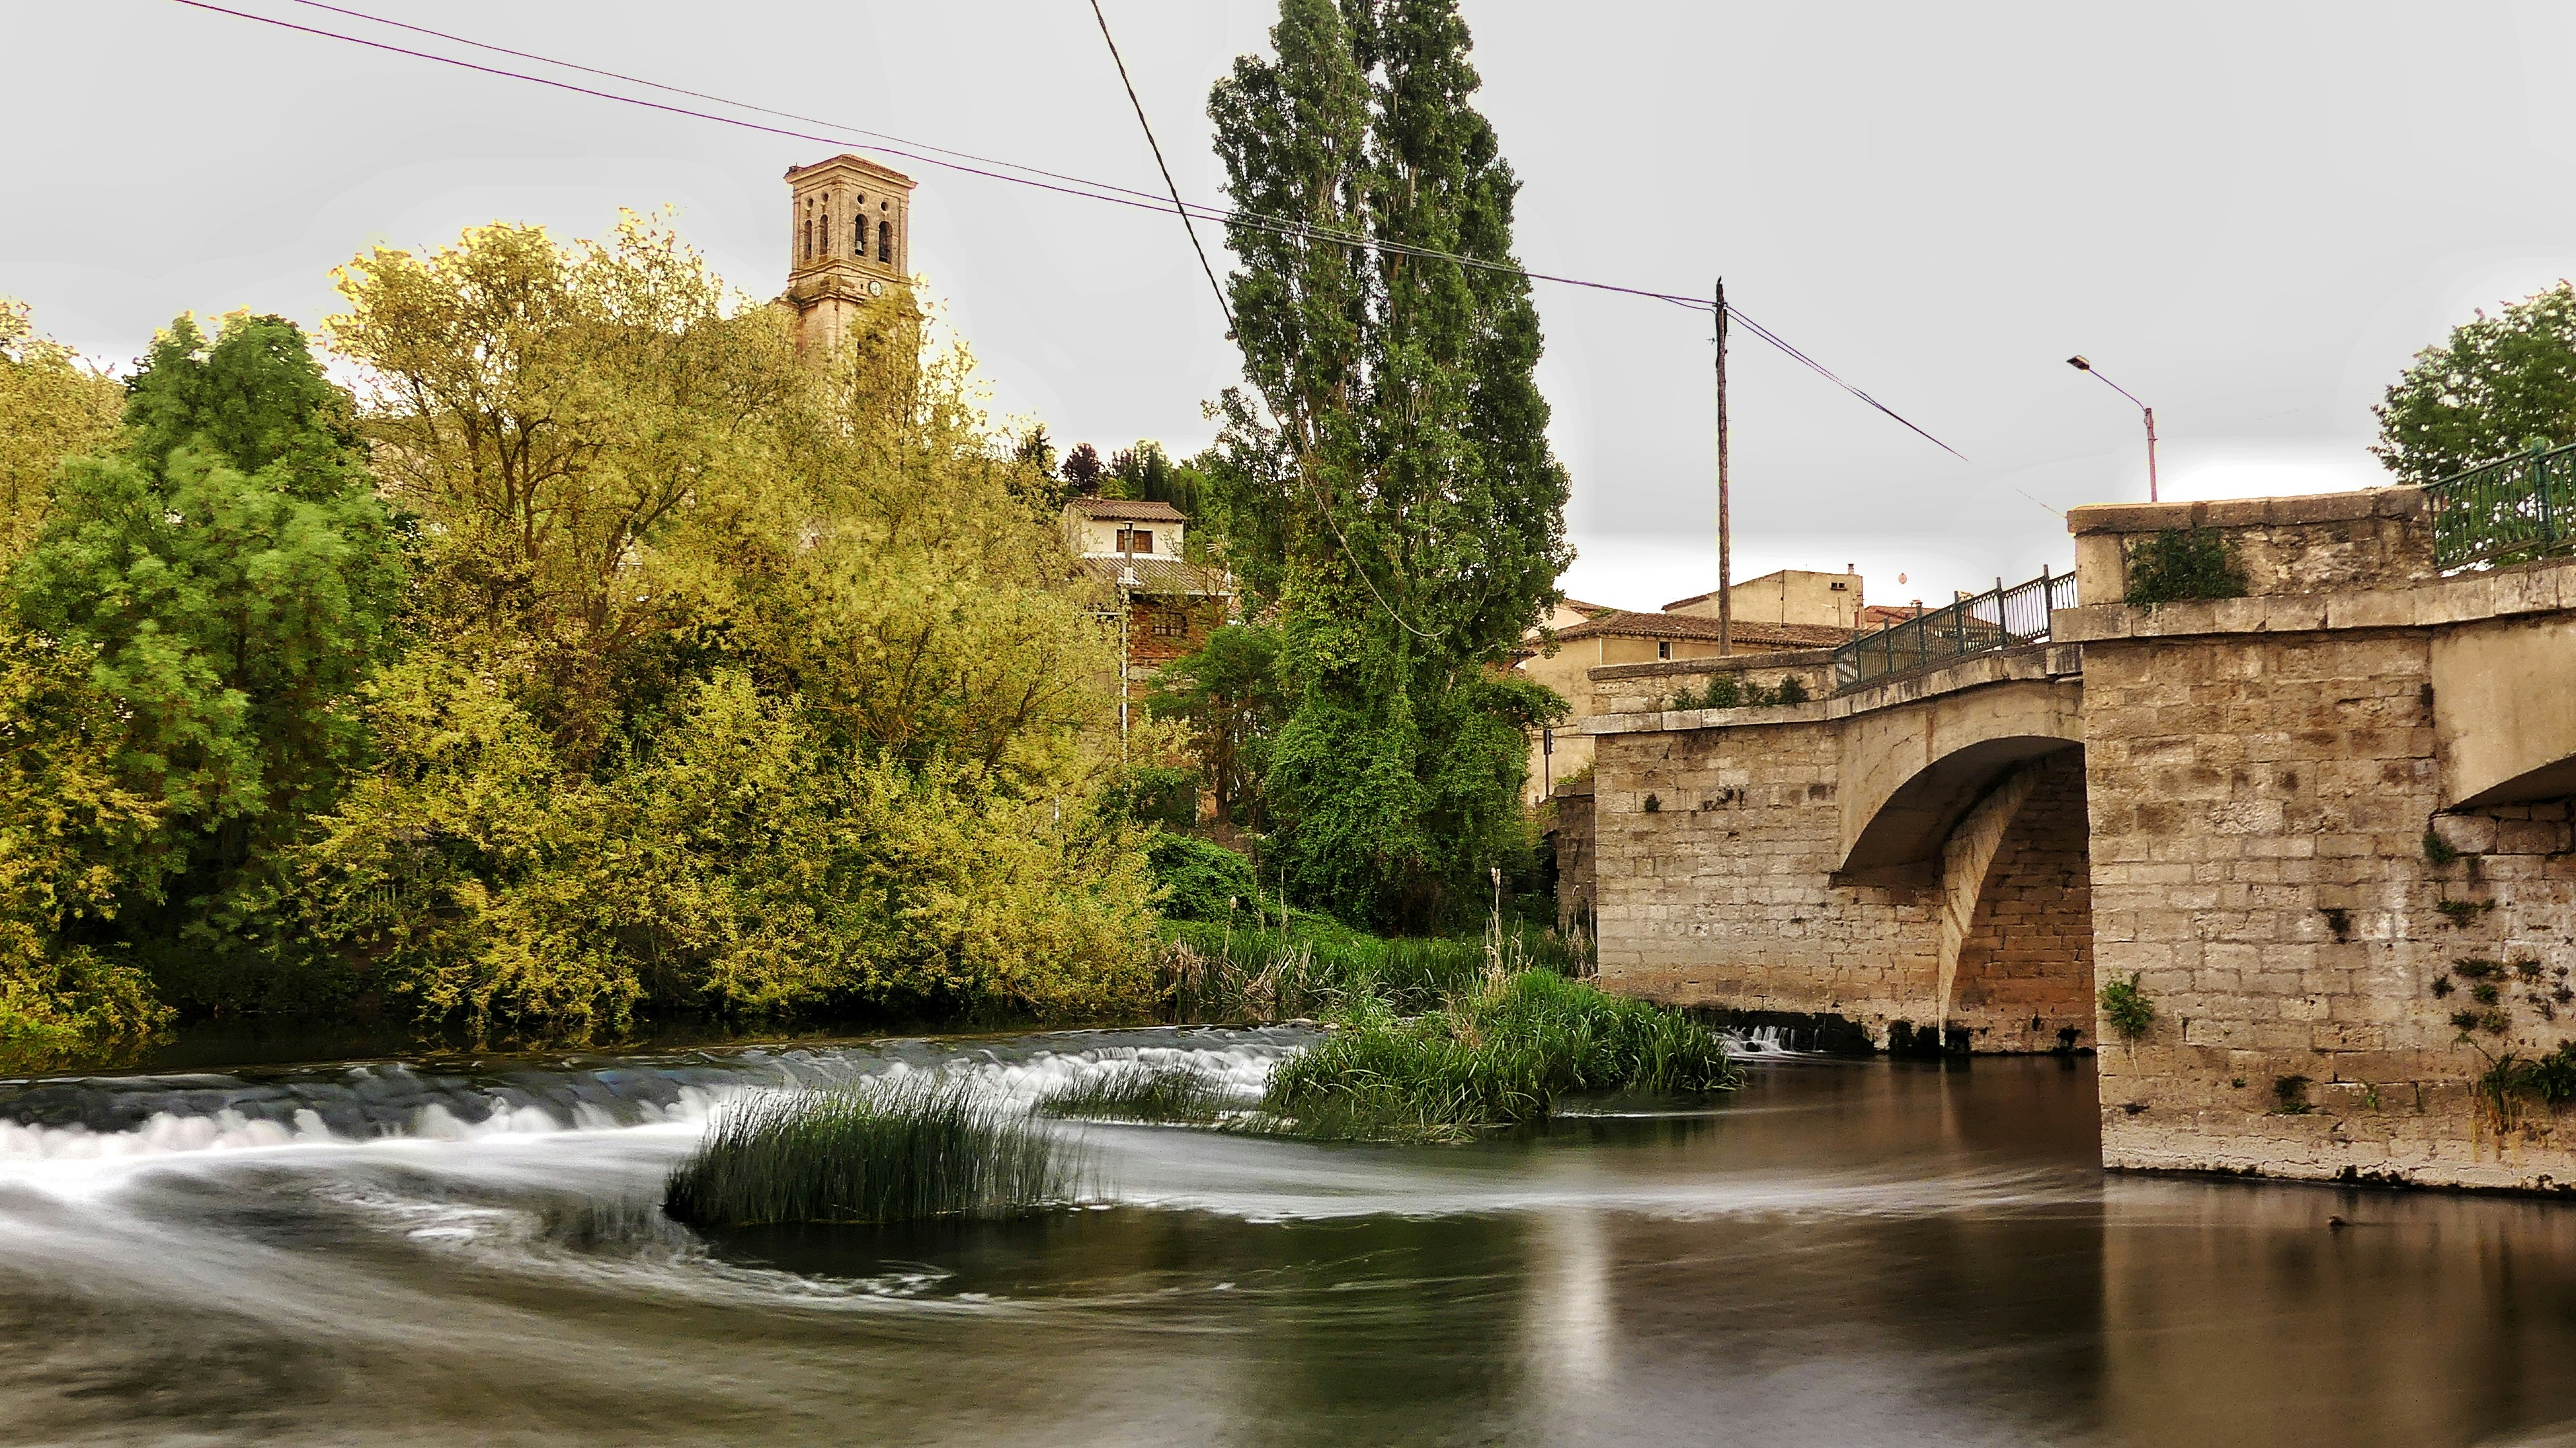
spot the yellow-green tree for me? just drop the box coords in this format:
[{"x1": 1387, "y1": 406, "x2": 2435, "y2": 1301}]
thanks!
[
  {"x1": 0, "y1": 300, "x2": 122, "y2": 562},
  {"x1": 328, "y1": 213, "x2": 806, "y2": 767},
  {"x1": 298, "y1": 218, "x2": 1153, "y2": 1041}
]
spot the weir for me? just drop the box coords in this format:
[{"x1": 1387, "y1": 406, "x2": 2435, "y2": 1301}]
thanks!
[{"x1": 1578, "y1": 484, "x2": 2576, "y2": 1189}]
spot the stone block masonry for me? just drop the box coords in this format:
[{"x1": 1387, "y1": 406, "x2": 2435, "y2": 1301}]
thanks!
[
  {"x1": 1589, "y1": 710, "x2": 1946, "y2": 1041},
  {"x1": 2067, "y1": 573, "x2": 2576, "y2": 1189},
  {"x1": 1587, "y1": 481, "x2": 2576, "y2": 1190}
]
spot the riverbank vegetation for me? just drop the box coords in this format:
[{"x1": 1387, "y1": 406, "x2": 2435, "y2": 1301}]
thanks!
[
  {"x1": 665, "y1": 1078, "x2": 1084, "y2": 1227},
  {"x1": 1255, "y1": 969, "x2": 1739, "y2": 1143},
  {"x1": 0, "y1": 218, "x2": 1157, "y2": 1067},
  {"x1": 0, "y1": 1, "x2": 1590, "y2": 1069}
]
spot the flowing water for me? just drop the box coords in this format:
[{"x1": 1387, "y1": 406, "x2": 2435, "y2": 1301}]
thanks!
[{"x1": 8, "y1": 1028, "x2": 2576, "y2": 1447}]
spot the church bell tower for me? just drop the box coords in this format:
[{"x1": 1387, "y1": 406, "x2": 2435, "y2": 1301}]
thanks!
[{"x1": 780, "y1": 153, "x2": 916, "y2": 354}]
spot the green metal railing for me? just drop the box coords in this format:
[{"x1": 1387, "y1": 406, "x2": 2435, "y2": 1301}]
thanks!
[
  {"x1": 1833, "y1": 567, "x2": 2078, "y2": 695},
  {"x1": 2425, "y1": 441, "x2": 2576, "y2": 572}
]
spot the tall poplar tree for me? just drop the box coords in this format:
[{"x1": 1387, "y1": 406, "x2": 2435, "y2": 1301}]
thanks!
[{"x1": 1206, "y1": 0, "x2": 1569, "y2": 928}]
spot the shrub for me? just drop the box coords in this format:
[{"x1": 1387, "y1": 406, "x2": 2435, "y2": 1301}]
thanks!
[
  {"x1": 2125, "y1": 528, "x2": 2246, "y2": 605},
  {"x1": 1256, "y1": 968, "x2": 1741, "y2": 1142},
  {"x1": 2099, "y1": 973, "x2": 2155, "y2": 1041},
  {"x1": 1775, "y1": 676, "x2": 1811, "y2": 705},
  {"x1": 1146, "y1": 832, "x2": 1255, "y2": 922},
  {"x1": 1037, "y1": 1060, "x2": 1229, "y2": 1122},
  {"x1": 1112, "y1": 766, "x2": 1202, "y2": 828},
  {"x1": 664, "y1": 1077, "x2": 1083, "y2": 1227},
  {"x1": 2271, "y1": 1074, "x2": 2313, "y2": 1114}
]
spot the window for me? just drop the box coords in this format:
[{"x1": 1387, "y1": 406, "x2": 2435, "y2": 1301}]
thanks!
[
  {"x1": 1151, "y1": 609, "x2": 1185, "y2": 639},
  {"x1": 801, "y1": 218, "x2": 812, "y2": 260},
  {"x1": 1658, "y1": 640, "x2": 1671, "y2": 660},
  {"x1": 878, "y1": 218, "x2": 892, "y2": 263},
  {"x1": 820, "y1": 209, "x2": 831, "y2": 254},
  {"x1": 855, "y1": 214, "x2": 866, "y2": 253},
  {"x1": 1119, "y1": 529, "x2": 1154, "y2": 554}
]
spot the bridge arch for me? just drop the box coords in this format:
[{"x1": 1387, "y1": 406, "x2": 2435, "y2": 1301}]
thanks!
[
  {"x1": 2433, "y1": 616, "x2": 2576, "y2": 808},
  {"x1": 1835, "y1": 678, "x2": 2085, "y2": 873}
]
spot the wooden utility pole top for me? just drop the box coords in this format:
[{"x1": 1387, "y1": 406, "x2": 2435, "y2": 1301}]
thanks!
[{"x1": 1715, "y1": 279, "x2": 1732, "y2": 656}]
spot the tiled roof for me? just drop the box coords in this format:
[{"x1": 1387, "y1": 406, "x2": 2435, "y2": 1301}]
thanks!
[
  {"x1": 1068, "y1": 498, "x2": 1189, "y2": 522},
  {"x1": 1560, "y1": 597, "x2": 1614, "y2": 617},
  {"x1": 1857, "y1": 605, "x2": 1927, "y2": 629},
  {"x1": 1077, "y1": 555, "x2": 1233, "y2": 598},
  {"x1": 1551, "y1": 610, "x2": 1855, "y2": 649}
]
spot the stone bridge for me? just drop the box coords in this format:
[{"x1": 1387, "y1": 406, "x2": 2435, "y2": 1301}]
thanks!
[{"x1": 1577, "y1": 486, "x2": 2576, "y2": 1189}]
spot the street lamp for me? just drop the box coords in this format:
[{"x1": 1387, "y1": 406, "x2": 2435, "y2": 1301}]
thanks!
[{"x1": 2067, "y1": 355, "x2": 2160, "y2": 502}]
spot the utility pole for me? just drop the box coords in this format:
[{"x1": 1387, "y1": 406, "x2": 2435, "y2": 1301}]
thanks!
[{"x1": 1714, "y1": 279, "x2": 1733, "y2": 656}]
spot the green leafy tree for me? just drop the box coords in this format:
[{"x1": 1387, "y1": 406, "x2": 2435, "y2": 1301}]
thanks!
[
  {"x1": 1204, "y1": 0, "x2": 1572, "y2": 928},
  {"x1": 1146, "y1": 622, "x2": 1288, "y2": 825},
  {"x1": 11, "y1": 313, "x2": 402, "y2": 983},
  {"x1": 2376, "y1": 281, "x2": 2576, "y2": 485}
]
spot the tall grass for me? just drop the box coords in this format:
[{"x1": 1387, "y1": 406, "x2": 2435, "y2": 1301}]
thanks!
[
  {"x1": 1258, "y1": 969, "x2": 1741, "y2": 1143},
  {"x1": 1036, "y1": 1061, "x2": 1230, "y2": 1123},
  {"x1": 664, "y1": 1077, "x2": 1083, "y2": 1227},
  {"x1": 1162, "y1": 916, "x2": 1591, "y2": 1024}
]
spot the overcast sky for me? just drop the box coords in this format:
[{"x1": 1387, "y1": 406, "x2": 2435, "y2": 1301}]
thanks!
[{"x1": 8, "y1": 0, "x2": 2576, "y2": 609}]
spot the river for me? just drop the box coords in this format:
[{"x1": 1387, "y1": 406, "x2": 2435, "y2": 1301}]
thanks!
[{"x1": 5, "y1": 1027, "x2": 2576, "y2": 1447}]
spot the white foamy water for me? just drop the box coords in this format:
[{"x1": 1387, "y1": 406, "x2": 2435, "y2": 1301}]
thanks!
[{"x1": 0, "y1": 1029, "x2": 1307, "y2": 1170}]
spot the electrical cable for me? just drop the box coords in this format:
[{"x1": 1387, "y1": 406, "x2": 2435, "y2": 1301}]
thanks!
[
  {"x1": 1080, "y1": 0, "x2": 1430, "y2": 641},
  {"x1": 1083, "y1": 0, "x2": 1233, "y2": 334},
  {"x1": 165, "y1": 0, "x2": 1965, "y2": 460}
]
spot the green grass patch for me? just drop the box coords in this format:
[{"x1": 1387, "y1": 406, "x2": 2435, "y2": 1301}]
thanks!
[
  {"x1": 1162, "y1": 914, "x2": 1587, "y2": 1023},
  {"x1": 1036, "y1": 1060, "x2": 1230, "y2": 1123},
  {"x1": 664, "y1": 1078, "x2": 1084, "y2": 1227},
  {"x1": 1255, "y1": 969, "x2": 1742, "y2": 1143}
]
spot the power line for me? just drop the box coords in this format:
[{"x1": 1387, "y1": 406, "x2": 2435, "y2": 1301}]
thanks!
[
  {"x1": 164, "y1": 0, "x2": 1965, "y2": 459},
  {"x1": 1083, "y1": 0, "x2": 1233, "y2": 334},
  {"x1": 1080, "y1": 0, "x2": 1428, "y2": 642}
]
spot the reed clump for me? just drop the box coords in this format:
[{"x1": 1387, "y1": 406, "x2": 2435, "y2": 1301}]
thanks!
[
  {"x1": 1037, "y1": 1060, "x2": 1231, "y2": 1123},
  {"x1": 1256, "y1": 969, "x2": 1741, "y2": 1143},
  {"x1": 663, "y1": 1078, "x2": 1083, "y2": 1227}
]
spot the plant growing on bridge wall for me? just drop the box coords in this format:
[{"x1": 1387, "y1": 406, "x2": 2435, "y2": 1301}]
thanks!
[
  {"x1": 2270, "y1": 1074, "x2": 2313, "y2": 1114},
  {"x1": 2099, "y1": 973, "x2": 2155, "y2": 1042},
  {"x1": 2123, "y1": 528, "x2": 2246, "y2": 606}
]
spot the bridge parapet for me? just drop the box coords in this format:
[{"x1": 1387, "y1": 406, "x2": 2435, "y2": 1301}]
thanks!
[{"x1": 2069, "y1": 486, "x2": 2431, "y2": 605}]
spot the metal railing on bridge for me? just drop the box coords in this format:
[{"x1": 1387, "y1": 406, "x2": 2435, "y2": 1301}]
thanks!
[
  {"x1": 2425, "y1": 441, "x2": 2576, "y2": 572},
  {"x1": 1833, "y1": 567, "x2": 2079, "y2": 695}
]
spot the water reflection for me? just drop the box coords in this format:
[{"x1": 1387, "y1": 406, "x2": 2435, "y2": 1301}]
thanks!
[{"x1": 4, "y1": 1041, "x2": 2576, "y2": 1445}]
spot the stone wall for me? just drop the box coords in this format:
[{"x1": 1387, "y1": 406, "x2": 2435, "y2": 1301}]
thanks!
[
  {"x1": 2069, "y1": 599, "x2": 2576, "y2": 1188},
  {"x1": 1589, "y1": 651, "x2": 1839, "y2": 718},
  {"x1": 2069, "y1": 488, "x2": 2432, "y2": 606},
  {"x1": 1544, "y1": 777, "x2": 1596, "y2": 934},
  {"x1": 1590, "y1": 710, "x2": 1956, "y2": 1045}
]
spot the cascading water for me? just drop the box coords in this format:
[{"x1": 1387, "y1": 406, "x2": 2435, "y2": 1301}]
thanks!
[{"x1": 0, "y1": 1026, "x2": 1309, "y2": 1162}]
